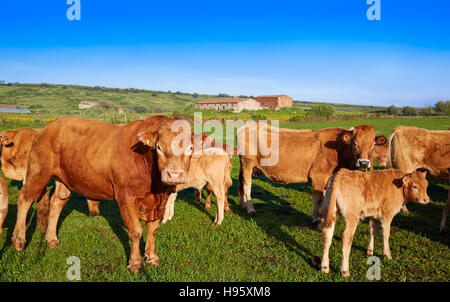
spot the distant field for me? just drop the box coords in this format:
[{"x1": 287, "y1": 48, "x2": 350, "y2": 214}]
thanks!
[{"x1": 0, "y1": 117, "x2": 449, "y2": 281}]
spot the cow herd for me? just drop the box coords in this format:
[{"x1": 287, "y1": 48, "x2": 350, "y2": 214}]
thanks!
[{"x1": 0, "y1": 115, "x2": 448, "y2": 278}]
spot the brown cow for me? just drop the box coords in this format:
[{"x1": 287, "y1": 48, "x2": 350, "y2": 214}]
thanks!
[
  {"x1": 0, "y1": 128, "x2": 49, "y2": 232},
  {"x1": 368, "y1": 135, "x2": 388, "y2": 171},
  {"x1": 11, "y1": 116, "x2": 193, "y2": 272},
  {"x1": 387, "y1": 126, "x2": 450, "y2": 232},
  {"x1": 320, "y1": 169, "x2": 430, "y2": 278},
  {"x1": 237, "y1": 122, "x2": 375, "y2": 224},
  {"x1": 0, "y1": 128, "x2": 100, "y2": 234},
  {"x1": 162, "y1": 147, "x2": 233, "y2": 225}
]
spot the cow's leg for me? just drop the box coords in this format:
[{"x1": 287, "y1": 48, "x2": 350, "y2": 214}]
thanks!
[
  {"x1": 145, "y1": 220, "x2": 161, "y2": 266},
  {"x1": 212, "y1": 183, "x2": 225, "y2": 226},
  {"x1": 12, "y1": 172, "x2": 51, "y2": 250},
  {"x1": 117, "y1": 198, "x2": 144, "y2": 273},
  {"x1": 312, "y1": 190, "x2": 324, "y2": 226},
  {"x1": 367, "y1": 218, "x2": 380, "y2": 256},
  {"x1": 0, "y1": 177, "x2": 9, "y2": 236},
  {"x1": 87, "y1": 200, "x2": 101, "y2": 216},
  {"x1": 45, "y1": 187, "x2": 71, "y2": 248},
  {"x1": 224, "y1": 187, "x2": 230, "y2": 213},
  {"x1": 205, "y1": 183, "x2": 213, "y2": 210},
  {"x1": 440, "y1": 189, "x2": 450, "y2": 233},
  {"x1": 36, "y1": 189, "x2": 50, "y2": 232},
  {"x1": 341, "y1": 216, "x2": 358, "y2": 278},
  {"x1": 401, "y1": 205, "x2": 409, "y2": 214},
  {"x1": 320, "y1": 219, "x2": 336, "y2": 274},
  {"x1": 381, "y1": 217, "x2": 393, "y2": 260},
  {"x1": 194, "y1": 188, "x2": 201, "y2": 203},
  {"x1": 238, "y1": 160, "x2": 256, "y2": 216},
  {"x1": 161, "y1": 193, "x2": 177, "y2": 224}
]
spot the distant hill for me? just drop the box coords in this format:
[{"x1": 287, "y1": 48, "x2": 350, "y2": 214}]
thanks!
[
  {"x1": 0, "y1": 82, "x2": 386, "y2": 114},
  {"x1": 294, "y1": 100, "x2": 387, "y2": 114},
  {"x1": 0, "y1": 83, "x2": 212, "y2": 114}
]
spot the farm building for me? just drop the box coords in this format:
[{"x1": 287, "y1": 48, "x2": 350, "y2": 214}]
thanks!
[
  {"x1": 253, "y1": 95, "x2": 293, "y2": 110},
  {"x1": 0, "y1": 104, "x2": 30, "y2": 113},
  {"x1": 78, "y1": 101, "x2": 99, "y2": 109},
  {"x1": 195, "y1": 98, "x2": 261, "y2": 112}
]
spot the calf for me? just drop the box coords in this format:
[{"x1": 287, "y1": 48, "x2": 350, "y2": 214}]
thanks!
[
  {"x1": 320, "y1": 169, "x2": 430, "y2": 278},
  {"x1": 162, "y1": 147, "x2": 232, "y2": 225},
  {"x1": 368, "y1": 135, "x2": 388, "y2": 171}
]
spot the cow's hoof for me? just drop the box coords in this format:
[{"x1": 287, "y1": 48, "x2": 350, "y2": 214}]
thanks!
[
  {"x1": 205, "y1": 205, "x2": 211, "y2": 210},
  {"x1": 248, "y1": 211, "x2": 257, "y2": 217},
  {"x1": 321, "y1": 266, "x2": 330, "y2": 274},
  {"x1": 47, "y1": 239, "x2": 60, "y2": 249},
  {"x1": 11, "y1": 236, "x2": 25, "y2": 251},
  {"x1": 401, "y1": 207, "x2": 409, "y2": 214},
  {"x1": 311, "y1": 220, "x2": 321, "y2": 229},
  {"x1": 89, "y1": 210, "x2": 100, "y2": 217},
  {"x1": 341, "y1": 271, "x2": 350, "y2": 278},
  {"x1": 146, "y1": 257, "x2": 161, "y2": 266},
  {"x1": 440, "y1": 225, "x2": 446, "y2": 234},
  {"x1": 127, "y1": 262, "x2": 144, "y2": 273},
  {"x1": 367, "y1": 249, "x2": 373, "y2": 256},
  {"x1": 224, "y1": 207, "x2": 230, "y2": 213},
  {"x1": 383, "y1": 254, "x2": 392, "y2": 260}
]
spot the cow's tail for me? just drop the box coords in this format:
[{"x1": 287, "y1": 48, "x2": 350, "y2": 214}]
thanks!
[
  {"x1": 386, "y1": 131, "x2": 399, "y2": 169},
  {"x1": 0, "y1": 177, "x2": 9, "y2": 236},
  {"x1": 322, "y1": 172, "x2": 340, "y2": 228}
]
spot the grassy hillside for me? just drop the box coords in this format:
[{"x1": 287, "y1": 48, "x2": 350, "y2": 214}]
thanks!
[
  {"x1": 0, "y1": 83, "x2": 389, "y2": 116},
  {"x1": 0, "y1": 83, "x2": 214, "y2": 114}
]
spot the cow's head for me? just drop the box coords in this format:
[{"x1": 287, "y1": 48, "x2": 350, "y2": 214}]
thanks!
[
  {"x1": 401, "y1": 171, "x2": 430, "y2": 204},
  {"x1": 341, "y1": 125, "x2": 375, "y2": 169},
  {"x1": 138, "y1": 118, "x2": 193, "y2": 185},
  {"x1": 374, "y1": 135, "x2": 387, "y2": 146}
]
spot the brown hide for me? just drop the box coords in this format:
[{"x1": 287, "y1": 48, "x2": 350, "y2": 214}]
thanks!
[
  {"x1": 11, "y1": 116, "x2": 193, "y2": 272},
  {"x1": 237, "y1": 123, "x2": 375, "y2": 220}
]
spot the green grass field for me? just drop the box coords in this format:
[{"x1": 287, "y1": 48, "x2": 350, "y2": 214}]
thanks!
[{"x1": 0, "y1": 117, "x2": 449, "y2": 281}]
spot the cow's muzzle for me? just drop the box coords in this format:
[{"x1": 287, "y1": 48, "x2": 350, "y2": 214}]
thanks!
[
  {"x1": 161, "y1": 169, "x2": 186, "y2": 185},
  {"x1": 419, "y1": 197, "x2": 430, "y2": 205},
  {"x1": 356, "y1": 159, "x2": 370, "y2": 168}
]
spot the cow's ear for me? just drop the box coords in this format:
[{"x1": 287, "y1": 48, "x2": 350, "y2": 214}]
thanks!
[
  {"x1": 401, "y1": 174, "x2": 412, "y2": 186},
  {"x1": 0, "y1": 135, "x2": 13, "y2": 146},
  {"x1": 341, "y1": 131, "x2": 354, "y2": 144},
  {"x1": 137, "y1": 131, "x2": 157, "y2": 148}
]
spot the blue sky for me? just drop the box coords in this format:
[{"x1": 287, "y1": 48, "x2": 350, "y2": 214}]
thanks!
[{"x1": 1, "y1": 1, "x2": 449, "y2": 107}]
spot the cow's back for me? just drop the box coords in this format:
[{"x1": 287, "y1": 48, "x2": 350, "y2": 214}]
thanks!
[
  {"x1": 237, "y1": 123, "x2": 320, "y2": 184},
  {"x1": 28, "y1": 117, "x2": 164, "y2": 201},
  {"x1": 0, "y1": 128, "x2": 41, "y2": 181},
  {"x1": 389, "y1": 127, "x2": 449, "y2": 180}
]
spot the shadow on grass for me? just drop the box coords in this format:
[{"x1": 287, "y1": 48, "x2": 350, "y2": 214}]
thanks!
[{"x1": 176, "y1": 177, "x2": 321, "y2": 268}]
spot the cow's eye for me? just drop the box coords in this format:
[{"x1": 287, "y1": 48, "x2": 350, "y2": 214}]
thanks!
[
  {"x1": 352, "y1": 141, "x2": 357, "y2": 147},
  {"x1": 157, "y1": 145, "x2": 163, "y2": 153},
  {"x1": 186, "y1": 145, "x2": 193, "y2": 155}
]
